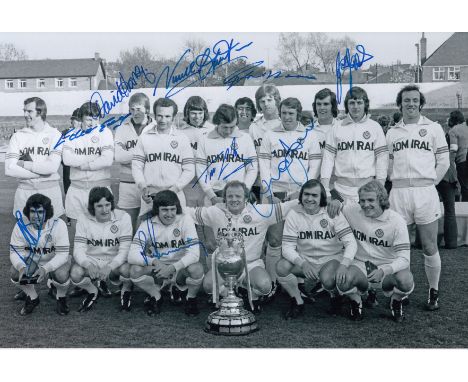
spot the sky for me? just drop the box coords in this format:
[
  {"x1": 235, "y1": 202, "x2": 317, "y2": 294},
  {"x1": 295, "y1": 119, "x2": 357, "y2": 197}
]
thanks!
[{"x1": 0, "y1": 32, "x2": 454, "y2": 69}]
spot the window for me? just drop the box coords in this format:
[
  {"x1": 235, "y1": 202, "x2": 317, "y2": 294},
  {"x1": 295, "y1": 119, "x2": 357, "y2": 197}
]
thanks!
[
  {"x1": 433, "y1": 67, "x2": 445, "y2": 81},
  {"x1": 19, "y1": 79, "x2": 27, "y2": 88},
  {"x1": 69, "y1": 77, "x2": 77, "y2": 87},
  {"x1": 37, "y1": 78, "x2": 46, "y2": 88},
  {"x1": 448, "y1": 66, "x2": 460, "y2": 81},
  {"x1": 55, "y1": 78, "x2": 64, "y2": 88},
  {"x1": 5, "y1": 79, "x2": 13, "y2": 89}
]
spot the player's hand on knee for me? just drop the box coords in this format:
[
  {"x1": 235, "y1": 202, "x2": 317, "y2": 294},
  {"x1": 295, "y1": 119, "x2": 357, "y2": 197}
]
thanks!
[
  {"x1": 335, "y1": 264, "x2": 347, "y2": 286},
  {"x1": 368, "y1": 269, "x2": 384, "y2": 283},
  {"x1": 88, "y1": 263, "x2": 100, "y2": 280},
  {"x1": 158, "y1": 264, "x2": 176, "y2": 279},
  {"x1": 327, "y1": 200, "x2": 342, "y2": 218},
  {"x1": 302, "y1": 262, "x2": 317, "y2": 280},
  {"x1": 141, "y1": 187, "x2": 152, "y2": 204}
]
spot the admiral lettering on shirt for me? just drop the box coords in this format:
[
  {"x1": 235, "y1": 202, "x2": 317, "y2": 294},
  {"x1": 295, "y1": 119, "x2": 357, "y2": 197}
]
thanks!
[
  {"x1": 73, "y1": 210, "x2": 133, "y2": 269},
  {"x1": 132, "y1": 123, "x2": 195, "y2": 192},
  {"x1": 342, "y1": 204, "x2": 410, "y2": 274},
  {"x1": 386, "y1": 116, "x2": 449, "y2": 182}
]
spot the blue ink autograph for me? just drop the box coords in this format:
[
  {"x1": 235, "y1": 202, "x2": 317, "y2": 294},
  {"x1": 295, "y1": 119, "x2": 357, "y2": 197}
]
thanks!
[
  {"x1": 10, "y1": 210, "x2": 55, "y2": 277},
  {"x1": 192, "y1": 137, "x2": 254, "y2": 187},
  {"x1": 53, "y1": 113, "x2": 131, "y2": 149},
  {"x1": 254, "y1": 121, "x2": 315, "y2": 218},
  {"x1": 224, "y1": 61, "x2": 316, "y2": 89},
  {"x1": 335, "y1": 44, "x2": 374, "y2": 104},
  {"x1": 137, "y1": 214, "x2": 208, "y2": 265}
]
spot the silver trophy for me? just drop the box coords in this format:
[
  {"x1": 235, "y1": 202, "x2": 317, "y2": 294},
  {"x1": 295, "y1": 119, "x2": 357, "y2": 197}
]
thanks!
[{"x1": 205, "y1": 216, "x2": 258, "y2": 335}]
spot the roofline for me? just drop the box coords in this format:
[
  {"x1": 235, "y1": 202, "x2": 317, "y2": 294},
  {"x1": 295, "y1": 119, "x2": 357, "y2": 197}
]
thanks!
[
  {"x1": 0, "y1": 75, "x2": 96, "y2": 80},
  {"x1": 422, "y1": 64, "x2": 468, "y2": 68},
  {"x1": 422, "y1": 33, "x2": 455, "y2": 66}
]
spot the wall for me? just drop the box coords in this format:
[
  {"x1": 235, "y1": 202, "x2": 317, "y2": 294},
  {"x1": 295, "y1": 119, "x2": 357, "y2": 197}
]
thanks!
[
  {"x1": 0, "y1": 82, "x2": 456, "y2": 117},
  {"x1": 1, "y1": 76, "x2": 93, "y2": 93}
]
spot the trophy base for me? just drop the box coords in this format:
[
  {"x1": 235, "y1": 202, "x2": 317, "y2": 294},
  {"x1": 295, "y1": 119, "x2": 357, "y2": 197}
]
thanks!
[{"x1": 204, "y1": 296, "x2": 258, "y2": 336}]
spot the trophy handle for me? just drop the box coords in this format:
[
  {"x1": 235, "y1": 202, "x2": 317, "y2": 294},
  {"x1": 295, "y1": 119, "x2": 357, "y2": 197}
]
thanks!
[
  {"x1": 211, "y1": 249, "x2": 221, "y2": 306},
  {"x1": 241, "y1": 248, "x2": 254, "y2": 311}
]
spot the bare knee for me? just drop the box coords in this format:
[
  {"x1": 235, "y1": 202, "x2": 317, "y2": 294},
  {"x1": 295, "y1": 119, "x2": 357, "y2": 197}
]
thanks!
[
  {"x1": 70, "y1": 264, "x2": 85, "y2": 283},
  {"x1": 129, "y1": 265, "x2": 146, "y2": 279},
  {"x1": 320, "y1": 261, "x2": 339, "y2": 290},
  {"x1": 422, "y1": 240, "x2": 438, "y2": 255},
  {"x1": 251, "y1": 268, "x2": 272, "y2": 295},
  {"x1": 52, "y1": 263, "x2": 71, "y2": 284},
  {"x1": 187, "y1": 263, "x2": 204, "y2": 279},
  {"x1": 119, "y1": 263, "x2": 131, "y2": 278},
  {"x1": 276, "y1": 259, "x2": 293, "y2": 277},
  {"x1": 395, "y1": 270, "x2": 414, "y2": 292}
]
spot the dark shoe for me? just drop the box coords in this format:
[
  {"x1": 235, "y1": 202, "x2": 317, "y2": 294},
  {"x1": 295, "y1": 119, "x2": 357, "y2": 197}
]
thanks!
[
  {"x1": 20, "y1": 296, "x2": 40, "y2": 316},
  {"x1": 364, "y1": 289, "x2": 379, "y2": 308},
  {"x1": 144, "y1": 296, "x2": 162, "y2": 316},
  {"x1": 328, "y1": 294, "x2": 343, "y2": 316},
  {"x1": 349, "y1": 300, "x2": 363, "y2": 321},
  {"x1": 262, "y1": 281, "x2": 281, "y2": 303},
  {"x1": 170, "y1": 286, "x2": 187, "y2": 306},
  {"x1": 309, "y1": 281, "x2": 326, "y2": 297},
  {"x1": 391, "y1": 298, "x2": 404, "y2": 323},
  {"x1": 246, "y1": 299, "x2": 262, "y2": 314},
  {"x1": 98, "y1": 281, "x2": 112, "y2": 298},
  {"x1": 56, "y1": 297, "x2": 70, "y2": 316},
  {"x1": 184, "y1": 297, "x2": 199, "y2": 316},
  {"x1": 283, "y1": 297, "x2": 304, "y2": 320},
  {"x1": 401, "y1": 296, "x2": 410, "y2": 306},
  {"x1": 14, "y1": 290, "x2": 27, "y2": 301},
  {"x1": 78, "y1": 293, "x2": 98, "y2": 312},
  {"x1": 298, "y1": 283, "x2": 316, "y2": 303},
  {"x1": 120, "y1": 291, "x2": 132, "y2": 312},
  {"x1": 69, "y1": 287, "x2": 86, "y2": 298},
  {"x1": 48, "y1": 283, "x2": 57, "y2": 299},
  {"x1": 425, "y1": 288, "x2": 440, "y2": 311}
]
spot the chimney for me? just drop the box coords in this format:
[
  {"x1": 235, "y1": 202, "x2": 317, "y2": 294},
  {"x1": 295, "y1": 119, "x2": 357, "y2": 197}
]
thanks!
[
  {"x1": 94, "y1": 52, "x2": 100, "y2": 61},
  {"x1": 420, "y1": 33, "x2": 427, "y2": 65}
]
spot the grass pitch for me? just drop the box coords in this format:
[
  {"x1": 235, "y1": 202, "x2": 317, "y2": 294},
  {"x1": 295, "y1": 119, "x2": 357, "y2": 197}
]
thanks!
[{"x1": 0, "y1": 166, "x2": 467, "y2": 348}]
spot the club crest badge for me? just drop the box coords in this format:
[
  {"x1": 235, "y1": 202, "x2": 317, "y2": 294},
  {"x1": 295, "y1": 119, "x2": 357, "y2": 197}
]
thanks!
[
  {"x1": 243, "y1": 215, "x2": 252, "y2": 223},
  {"x1": 110, "y1": 225, "x2": 119, "y2": 233},
  {"x1": 363, "y1": 131, "x2": 371, "y2": 139},
  {"x1": 375, "y1": 229, "x2": 384, "y2": 238},
  {"x1": 91, "y1": 136, "x2": 99, "y2": 143},
  {"x1": 419, "y1": 129, "x2": 427, "y2": 137},
  {"x1": 173, "y1": 228, "x2": 181, "y2": 237},
  {"x1": 320, "y1": 219, "x2": 328, "y2": 228},
  {"x1": 170, "y1": 140, "x2": 178, "y2": 149},
  {"x1": 42, "y1": 137, "x2": 49, "y2": 144}
]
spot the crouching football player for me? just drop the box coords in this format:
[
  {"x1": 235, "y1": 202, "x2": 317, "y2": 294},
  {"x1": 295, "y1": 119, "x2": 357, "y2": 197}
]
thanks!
[
  {"x1": 70, "y1": 187, "x2": 133, "y2": 312},
  {"x1": 338, "y1": 180, "x2": 414, "y2": 322},
  {"x1": 127, "y1": 190, "x2": 204, "y2": 317},
  {"x1": 187, "y1": 180, "x2": 298, "y2": 313},
  {"x1": 278, "y1": 180, "x2": 357, "y2": 319},
  {"x1": 10, "y1": 194, "x2": 71, "y2": 316}
]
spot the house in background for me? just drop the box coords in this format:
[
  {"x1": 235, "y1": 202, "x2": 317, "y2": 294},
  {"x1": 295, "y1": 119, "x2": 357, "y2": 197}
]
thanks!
[
  {"x1": 0, "y1": 53, "x2": 107, "y2": 92},
  {"x1": 421, "y1": 33, "x2": 468, "y2": 82}
]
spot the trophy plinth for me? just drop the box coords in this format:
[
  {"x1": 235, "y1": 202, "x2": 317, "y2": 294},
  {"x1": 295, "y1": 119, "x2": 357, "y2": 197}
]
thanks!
[{"x1": 204, "y1": 219, "x2": 258, "y2": 336}]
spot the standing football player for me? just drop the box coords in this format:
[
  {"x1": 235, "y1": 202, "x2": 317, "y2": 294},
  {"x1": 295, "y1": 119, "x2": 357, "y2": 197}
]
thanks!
[
  {"x1": 114, "y1": 93, "x2": 153, "y2": 233},
  {"x1": 235, "y1": 97, "x2": 257, "y2": 133},
  {"x1": 10, "y1": 194, "x2": 71, "y2": 316},
  {"x1": 70, "y1": 187, "x2": 133, "y2": 312},
  {"x1": 386, "y1": 85, "x2": 449, "y2": 310},
  {"x1": 321, "y1": 87, "x2": 389, "y2": 204},
  {"x1": 127, "y1": 190, "x2": 204, "y2": 316},
  {"x1": 6, "y1": 97, "x2": 65, "y2": 219},
  {"x1": 132, "y1": 98, "x2": 194, "y2": 217}
]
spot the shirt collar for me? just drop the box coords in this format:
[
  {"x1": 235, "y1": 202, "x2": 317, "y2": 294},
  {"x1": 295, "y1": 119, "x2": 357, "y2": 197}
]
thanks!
[
  {"x1": 373, "y1": 209, "x2": 391, "y2": 222},
  {"x1": 272, "y1": 122, "x2": 307, "y2": 132},
  {"x1": 145, "y1": 122, "x2": 176, "y2": 135},
  {"x1": 89, "y1": 211, "x2": 118, "y2": 223},
  {"x1": 395, "y1": 115, "x2": 432, "y2": 128},
  {"x1": 207, "y1": 126, "x2": 243, "y2": 139},
  {"x1": 294, "y1": 205, "x2": 327, "y2": 215},
  {"x1": 341, "y1": 113, "x2": 369, "y2": 126}
]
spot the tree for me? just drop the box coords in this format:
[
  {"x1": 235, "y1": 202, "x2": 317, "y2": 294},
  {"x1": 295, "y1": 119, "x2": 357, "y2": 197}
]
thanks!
[
  {"x1": 277, "y1": 33, "x2": 315, "y2": 73},
  {"x1": 116, "y1": 46, "x2": 155, "y2": 88},
  {"x1": 0, "y1": 42, "x2": 27, "y2": 61},
  {"x1": 182, "y1": 38, "x2": 207, "y2": 62},
  {"x1": 308, "y1": 33, "x2": 357, "y2": 73}
]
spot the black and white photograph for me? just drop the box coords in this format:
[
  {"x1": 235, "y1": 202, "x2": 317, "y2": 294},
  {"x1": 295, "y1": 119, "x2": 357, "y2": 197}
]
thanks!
[{"x1": 1, "y1": 1, "x2": 467, "y2": 380}]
